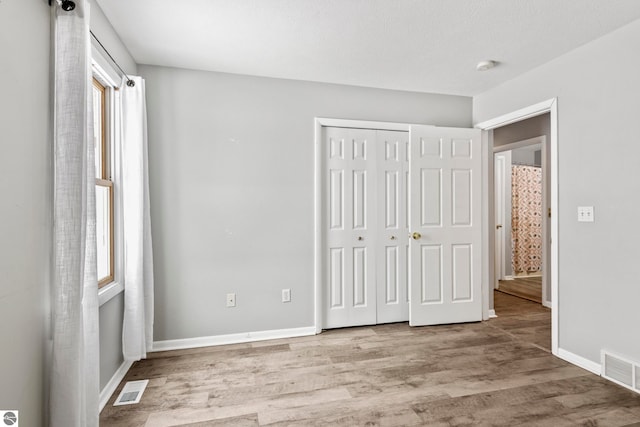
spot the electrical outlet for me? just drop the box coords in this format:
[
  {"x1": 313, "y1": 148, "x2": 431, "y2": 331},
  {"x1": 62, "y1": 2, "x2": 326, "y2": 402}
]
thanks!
[
  {"x1": 577, "y1": 206, "x2": 594, "y2": 222},
  {"x1": 226, "y1": 293, "x2": 236, "y2": 307},
  {"x1": 282, "y1": 288, "x2": 291, "y2": 303}
]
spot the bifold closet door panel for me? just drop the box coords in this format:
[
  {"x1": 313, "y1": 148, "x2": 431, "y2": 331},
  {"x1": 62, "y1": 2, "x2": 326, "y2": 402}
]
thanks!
[
  {"x1": 376, "y1": 130, "x2": 410, "y2": 324},
  {"x1": 324, "y1": 127, "x2": 377, "y2": 329}
]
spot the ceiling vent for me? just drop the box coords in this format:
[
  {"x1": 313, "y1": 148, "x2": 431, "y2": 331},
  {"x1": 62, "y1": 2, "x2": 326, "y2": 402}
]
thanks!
[
  {"x1": 601, "y1": 350, "x2": 639, "y2": 395},
  {"x1": 113, "y1": 380, "x2": 149, "y2": 406}
]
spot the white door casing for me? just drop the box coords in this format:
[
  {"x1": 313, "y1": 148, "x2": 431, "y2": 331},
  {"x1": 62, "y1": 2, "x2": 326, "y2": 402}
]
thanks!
[
  {"x1": 409, "y1": 126, "x2": 483, "y2": 326},
  {"x1": 541, "y1": 139, "x2": 550, "y2": 307}
]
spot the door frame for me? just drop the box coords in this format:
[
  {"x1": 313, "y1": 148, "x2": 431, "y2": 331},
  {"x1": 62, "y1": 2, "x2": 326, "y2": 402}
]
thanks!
[
  {"x1": 314, "y1": 118, "x2": 416, "y2": 333},
  {"x1": 476, "y1": 98, "x2": 559, "y2": 355},
  {"x1": 493, "y1": 151, "x2": 509, "y2": 284},
  {"x1": 493, "y1": 136, "x2": 548, "y2": 306}
]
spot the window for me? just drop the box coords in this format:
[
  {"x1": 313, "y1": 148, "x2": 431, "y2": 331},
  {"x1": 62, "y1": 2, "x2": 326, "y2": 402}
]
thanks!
[{"x1": 93, "y1": 78, "x2": 114, "y2": 287}]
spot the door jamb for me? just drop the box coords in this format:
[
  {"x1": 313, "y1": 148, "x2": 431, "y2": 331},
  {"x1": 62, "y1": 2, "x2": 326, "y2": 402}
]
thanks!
[
  {"x1": 314, "y1": 118, "x2": 413, "y2": 334},
  {"x1": 493, "y1": 151, "x2": 509, "y2": 283},
  {"x1": 476, "y1": 98, "x2": 559, "y2": 355}
]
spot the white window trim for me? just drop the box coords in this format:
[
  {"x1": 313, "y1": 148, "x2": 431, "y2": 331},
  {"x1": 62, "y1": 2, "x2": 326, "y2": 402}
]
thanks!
[{"x1": 93, "y1": 57, "x2": 124, "y2": 307}]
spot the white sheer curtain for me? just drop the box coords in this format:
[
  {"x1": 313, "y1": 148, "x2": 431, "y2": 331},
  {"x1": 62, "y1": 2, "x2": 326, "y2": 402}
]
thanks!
[
  {"x1": 50, "y1": 0, "x2": 100, "y2": 426},
  {"x1": 120, "y1": 76, "x2": 155, "y2": 361}
]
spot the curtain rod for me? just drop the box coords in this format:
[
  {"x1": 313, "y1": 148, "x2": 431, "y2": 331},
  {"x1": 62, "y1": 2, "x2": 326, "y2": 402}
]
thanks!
[
  {"x1": 50, "y1": 0, "x2": 136, "y2": 87},
  {"x1": 90, "y1": 31, "x2": 136, "y2": 87}
]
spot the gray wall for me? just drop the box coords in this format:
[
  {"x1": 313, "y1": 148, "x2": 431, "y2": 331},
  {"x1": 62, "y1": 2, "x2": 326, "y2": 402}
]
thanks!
[
  {"x1": 98, "y1": 294, "x2": 125, "y2": 391},
  {"x1": 98, "y1": 293, "x2": 124, "y2": 390},
  {"x1": 89, "y1": 0, "x2": 137, "y2": 393},
  {"x1": 0, "y1": 1, "x2": 50, "y2": 425},
  {"x1": 140, "y1": 65, "x2": 472, "y2": 341},
  {"x1": 90, "y1": 0, "x2": 136, "y2": 75},
  {"x1": 494, "y1": 113, "x2": 550, "y2": 148},
  {"x1": 474, "y1": 18, "x2": 640, "y2": 364},
  {"x1": 511, "y1": 148, "x2": 541, "y2": 167}
]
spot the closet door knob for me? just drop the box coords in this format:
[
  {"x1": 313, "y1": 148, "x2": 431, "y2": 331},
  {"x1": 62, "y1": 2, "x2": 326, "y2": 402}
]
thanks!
[
  {"x1": 496, "y1": 224, "x2": 503, "y2": 229},
  {"x1": 390, "y1": 235, "x2": 397, "y2": 240},
  {"x1": 412, "y1": 232, "x2": 422, "y2": 240},
  {"x1": 357, "y1": 236, "x2": 363, "y2": 241}
]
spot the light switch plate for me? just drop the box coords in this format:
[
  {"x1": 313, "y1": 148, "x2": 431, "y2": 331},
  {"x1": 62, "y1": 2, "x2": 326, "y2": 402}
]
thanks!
[{"x1": 577, "y1": 206, "x2": 594, "y2": 222}]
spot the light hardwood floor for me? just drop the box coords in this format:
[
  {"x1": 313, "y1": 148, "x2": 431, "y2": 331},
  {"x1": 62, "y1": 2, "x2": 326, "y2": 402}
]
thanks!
[
  {"x1": 498, "y1": 276, "x2": 543, "y2": 304},
  {"x1": 101, "y1": 292, "x2": 640, "y2": 426}
]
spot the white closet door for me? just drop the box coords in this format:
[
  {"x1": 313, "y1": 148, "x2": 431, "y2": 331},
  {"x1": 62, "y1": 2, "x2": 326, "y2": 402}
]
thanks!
[
  {"x1": 409, "y1": 126, "x2": 482, "y2": 326},
  {"x1": 376, "y1": 130, "x2": 409, "y2": 323},
  {"x1": 324, "y1": 127, "x2": 377, "y2": 329}
]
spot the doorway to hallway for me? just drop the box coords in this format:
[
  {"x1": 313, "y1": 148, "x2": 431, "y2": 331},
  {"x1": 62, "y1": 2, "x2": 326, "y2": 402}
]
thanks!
[
  {"x1": 495, "y1": 139, "x2": 546, "y2": 305},
  {"x1": 476, "y1": 98, "x2": 558, "y2": 356}
]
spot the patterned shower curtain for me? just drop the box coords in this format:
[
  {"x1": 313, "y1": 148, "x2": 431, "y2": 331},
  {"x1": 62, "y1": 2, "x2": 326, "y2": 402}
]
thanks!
[{"x1": 511, "y1": 165, "x2": 542, "y2": 274}]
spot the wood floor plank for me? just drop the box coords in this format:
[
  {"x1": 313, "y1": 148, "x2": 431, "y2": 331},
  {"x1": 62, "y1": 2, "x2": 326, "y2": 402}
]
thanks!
[
  {"x1": 144, "y1": 387, "x2": 352, "y2": 426},
  {"x1": 179, "y1": 413, "x2": 260, "y2": 426},
  {"x1": 100, "y1": 291, "x2": 640, "y2": 426},
  {"x1": 498, "y1": 276, "x2": 542, "y2": 303}
]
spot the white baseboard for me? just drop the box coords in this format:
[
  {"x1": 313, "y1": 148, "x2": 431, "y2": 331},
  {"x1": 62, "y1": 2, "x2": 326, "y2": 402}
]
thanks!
[
  {"x1": 557, "y1": 348, "x2": 601, "y2": 375},
  {"x1": 542, "y1": 299, "x2": 552, "y2": 308},
  {"x1": 99, "y1": 359, "x2": 134, "y2": 412},
  {"x1": 152, "y1": 326, "x2": 317, "y2": 352},
  {"x1": 488, "y1": 309, "x2": 497, "y2": 318},
  {"x1": 504, "y1": 275, "x2": 514, "y2": 281}
]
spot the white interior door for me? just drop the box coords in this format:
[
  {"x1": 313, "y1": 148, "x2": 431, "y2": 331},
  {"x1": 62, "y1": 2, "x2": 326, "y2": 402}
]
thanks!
[
  {"x1": 376, "y1": 131, "x2": 409, "y2": 323},
  {"x1": 409, "y1": 126, "x2": 483, "y2": 326},
  {"x1": 324, "y1": 127, "x2": 377, "y2": 328}
]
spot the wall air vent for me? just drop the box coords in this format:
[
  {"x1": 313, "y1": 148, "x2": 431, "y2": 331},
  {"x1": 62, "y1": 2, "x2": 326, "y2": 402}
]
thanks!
[
  {"x1": 113, "y1": 379, "x2": 149, "y2": 406},
  {"x1": 601, "y1": 350, "x2": 639, "y2": 395}
]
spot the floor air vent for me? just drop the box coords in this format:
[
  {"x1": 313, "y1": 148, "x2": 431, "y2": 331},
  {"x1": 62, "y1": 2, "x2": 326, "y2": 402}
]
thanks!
[
  {"x1": 601, "y1": 351, "x2": 639, "y2": 394},
  {"x1": 113, "y1": 379, "x2": 149, "y2": 406}
]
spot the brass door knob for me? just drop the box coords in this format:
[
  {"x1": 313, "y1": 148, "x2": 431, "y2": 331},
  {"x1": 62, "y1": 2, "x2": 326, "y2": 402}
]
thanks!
[{"x1": 412, "y1": 232, "x2": 422, "y2": 240}]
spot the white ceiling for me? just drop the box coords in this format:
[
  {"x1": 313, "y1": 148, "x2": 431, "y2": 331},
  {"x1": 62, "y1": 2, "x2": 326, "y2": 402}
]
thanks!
[{"x1": 95, "y1": 0, "x2": 640, "y2": 96}]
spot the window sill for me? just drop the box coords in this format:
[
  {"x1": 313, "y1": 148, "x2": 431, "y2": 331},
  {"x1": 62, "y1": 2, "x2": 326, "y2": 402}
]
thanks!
[{"x1": 99, "y1": 281, "x2": 124, "y2": 307}]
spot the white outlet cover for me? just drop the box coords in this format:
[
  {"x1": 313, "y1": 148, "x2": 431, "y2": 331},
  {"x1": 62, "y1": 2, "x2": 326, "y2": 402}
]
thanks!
[
  {"x1": 226, "y1": 293, "x2": 236, "y2": 307},
  {"x1": 282, "y1": 289, "x2": 291, "y2": 303},
  {"x1": 577, "y1": 206, "x2": 594, "y2": 222}
]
